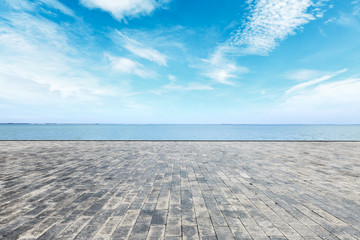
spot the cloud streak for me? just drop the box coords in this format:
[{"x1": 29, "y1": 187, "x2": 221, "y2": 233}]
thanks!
[
  {"x1": 220, "y1": 0, "x2": 329, "y2": 56},
  {"x1": 285, "y1": 78, "x2": 360, "y2": 106},
  {"x1": 0, "y1": 4, "x2": 130, "y2": 104},
  {"x1": 153, "y1": 75, "x2": 213, "y2": 94},
  {"x1": 39, "y1": 0, "x2": 75, "y2": 17},
  {"x1": 285, "y1": 69, "x2": 347, "y2": 95},
  {"x1": 163, "y1": 82, "x2": 213, "y2": 91},
  {"x1": 243, "y1": 74, "x2": 360, "y2": 124},
  {"x1": 3, "y1": 0, "x2": 75, "y2": 16},
  {"x1": 80, "y1": 0, "x2": 169, "y2": 21},
  {"x1": 202, "y1": 0, "x2": 329, "y2": 86},
  {"x1": 201, "y1": 51, "x2": 249, "y2": 86},
  {"x1": 277, "y1": 77, "x2": 360, "y2": 123},
  {"x1": 106, "y1": 54, "x2": 155, "y2": 78},
  {"x1": 285, "y1": 69, "x2": 325, "y2": 81},
  {"x1": 115, "y1": 31, "x2": 167, "y2": 66}
]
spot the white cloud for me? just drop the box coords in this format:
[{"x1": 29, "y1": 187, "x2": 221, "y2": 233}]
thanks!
[
  {"x1": 38, "y1": 0, "x2": 75, "y2": 17},
  {"x1": 325, "y1": 2, "x2": 360, "y2": 28},
  {"x1": 285, "y1": 69, "x2": 324, "y2": 81},
  {"x1": 0, "y1": 9, "x2": 127, "y2": 104},
  {"x1": 336, "y1": 12, "x2": 360, "y2": 30},
  {"x1": 230, "y1": 70, "x2": 359, "y2": 123},
  {"x1": 3, "y1": 0, "x2": 75, "y2": 17},
  {"x1": 285, "y1": 75, "x2": 333, "y2": 95},
  {"x1": 105, "y1": 54, "x2": 155, "y2": 78},
  {"x1": 285, "y1": 69, "x2": 347, "y2": 95},
  {"x1": 1, "y1": 13, "x2": 70, "y2": 52},
  {"x1": 80, "y1": 0, "x2": 169, "y2": 20},
  {"x1": 324, "y1": 17, "x2": 336, "y2": 24},
  {"x1": 116, "y1": 31, "x2": 167, "y2": 66},
  {"x1": 153, "y1": 76, "x2": 213, "y2": 94},
  {"x1": 164, "y1": 82, "x2": 214, "y2": 91},
  {"x1": 284, "y1": 78, "x2": 360, "y2": 107},
  {"x1": 352, "y1": 0, "x2": 360, "y2": 16},
  {"x1": 236, "y1": 74, "x2": 360, "y2": 124},
  {"x1": 168, "y1": 75, "x2": 176, "y2": 81},
  {"x1": 204, "y1": 68, "x2": 237, "y2": 86},
  {"x1": 202, "y1": 52, "x2": 249, "y2": 86},
  {"x1": 0, "y1": 0, "x2": 154, "y2": 122},
  {"x1": 272, "y1": 77, "x2": 360, "y2": 123},
  {"x1": 125, "y1": 44, "x2": 167, "y2": 66},
  {"x1": 202, "y1": 0, "x2": 327, "y2": 85},
  {"x1": 220, "y1": 0, "x2": 329, "y2": 56},
  {"x1": 2, "y1": 0, "x2": 35, "y2": 11}
]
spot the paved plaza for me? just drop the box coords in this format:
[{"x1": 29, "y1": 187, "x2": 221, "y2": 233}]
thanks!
[{"x1": 0, "y1": 141, "x2": 359, "y2": 239}]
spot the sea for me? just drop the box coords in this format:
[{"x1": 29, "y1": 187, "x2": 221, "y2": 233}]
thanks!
[{"x1": 0, "y1": 124, "x2": 359, "y2": 140}]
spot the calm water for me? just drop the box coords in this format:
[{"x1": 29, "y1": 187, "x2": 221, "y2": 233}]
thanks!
[{"x1": 0, "y1": 124, "x2": 359, "y2": 140}]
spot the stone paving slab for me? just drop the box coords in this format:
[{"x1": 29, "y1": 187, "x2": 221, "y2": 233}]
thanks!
[{"x1": 0, "y1": 141, "x2": 359, "y2": 240}]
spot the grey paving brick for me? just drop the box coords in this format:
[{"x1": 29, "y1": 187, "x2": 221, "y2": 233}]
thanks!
[
  {"x1": 182, "y1": 225, "x2": 199, "y2": 240},
  {"x1": 73, "y1": 224, "x2": 99, "y2": 240},
  {"x1": 0, "y1": 141, "x2": 359, "y2": 240},
  {"x1": 165, "y1": 217, "x2": 181, "y2": 237},
  {"x1": 165, "y1": 237, "x2": 181, "y2": 240},
  {"x1": 147, "y1": 225, "x2": 165, "y2": 239},
  {"x1": 111, "y1": 225, "x2": 132, "y2": 240},
  {"x1": 214, "y1": 226, "x2": 235, "y2": 239},
  {"x1": 150, "y1": 209, "x2": 167, "y2": 225},
  {"x1": 130, "y1": 221, "x2": 150, "y2": 236},
  {"x1": 58, "y1": 216, "x2": 91, "y2": 239}
]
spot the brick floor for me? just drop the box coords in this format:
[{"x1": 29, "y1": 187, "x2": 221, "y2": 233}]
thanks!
[{"x1": 0, "y1": 141, "x2": 359, "y2": 239}]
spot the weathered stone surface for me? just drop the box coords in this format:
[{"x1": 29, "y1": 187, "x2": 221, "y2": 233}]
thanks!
[{"x1": 0, "y1": 141, "x2": 359, "y2": 239}]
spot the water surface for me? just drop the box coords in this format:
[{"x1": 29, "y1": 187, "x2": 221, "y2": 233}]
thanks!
[{"x1": 0, "y1": 124, "x2": 359, "y2": 140}]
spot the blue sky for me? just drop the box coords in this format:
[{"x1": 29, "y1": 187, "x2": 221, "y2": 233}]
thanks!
[{"x1": 0, "y1": 0, "x2": 359, "y2": 123}]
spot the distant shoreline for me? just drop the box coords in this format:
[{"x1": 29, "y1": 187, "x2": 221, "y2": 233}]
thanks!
[
  {"x1": 1, "y1": 140, "x2": 360, "y2": 142},
  {"x1": 1, "y1": 123, "x2": 360, "y2": 125}
]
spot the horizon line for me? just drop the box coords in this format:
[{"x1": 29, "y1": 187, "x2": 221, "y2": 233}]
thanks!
[{"x1": 1, "y1": 123, "x2": 360, "y2": 125}]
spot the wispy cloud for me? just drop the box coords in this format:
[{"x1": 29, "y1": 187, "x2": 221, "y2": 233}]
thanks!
[
  {"x1": 284, "y1": 77, "x2": 360, "y2": 106},
  {"x1": 352, "y1": 0, "x2": 360, "y2": 16},
  {"x1": 2, "y1": 0, "x2": 35, "y2": 11},
  {"x1": 243, "y1": 73, "x2": 360, "y2": 124},
  {"x1": 285, "y1": 69, "x2": 325, "y2": 82},
  {"x1": 0, "y1": 3, "x2": 131, "y2": 104},
  {"x1": 3, "y1": 0, "x2": 75, "y2": 17},
  {"x1": 163, "y1": 82, "x2": 214, "y2": 91},
  {"x1": 323, "y1": 1, "x2": 360, "y2": 29},
  {"x1": 115, "y1": 31, "x2": 167, "y2": 66},
  {"x1": 201, "y1": 51, "x2": 249, "y2": 86},
  {"x1": 80, "y1": 0, "x2": 170, "y2": 21},
  {"x1": 285, "y1": 68, "x2": 347, "y2": 95},
  {"x1": 275, "y1": 77, "x2": 360, "y2": 123},
  {"x1": 223, "y1": 73, "x2": 360, "y2": 124},
  {"x1": 202, "y1": 0, "x2": 328, "y2": 86},
  {"x1": 153, "y1": 75, "x2": 213, "y2": 94},
  {"x1": 219, "y1": 0, "x2": 329, "y2": 56},
  {"x1": 105, "y1": 54, "x2": 155, "y2": 78},
  {"x1": 203, "y1": 63, "x2": 245, "y2": 86},
  {"x1": 38, "y1": 0, "x2": 75, "y2": 17},
  {"x1": 336, "y1": 13, "x2": 360, "y2": 30}
]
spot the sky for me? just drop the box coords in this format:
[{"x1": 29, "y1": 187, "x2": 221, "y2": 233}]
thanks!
[{"x1": 0, "y1": 0, "x2": 359, "y2": 124}]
